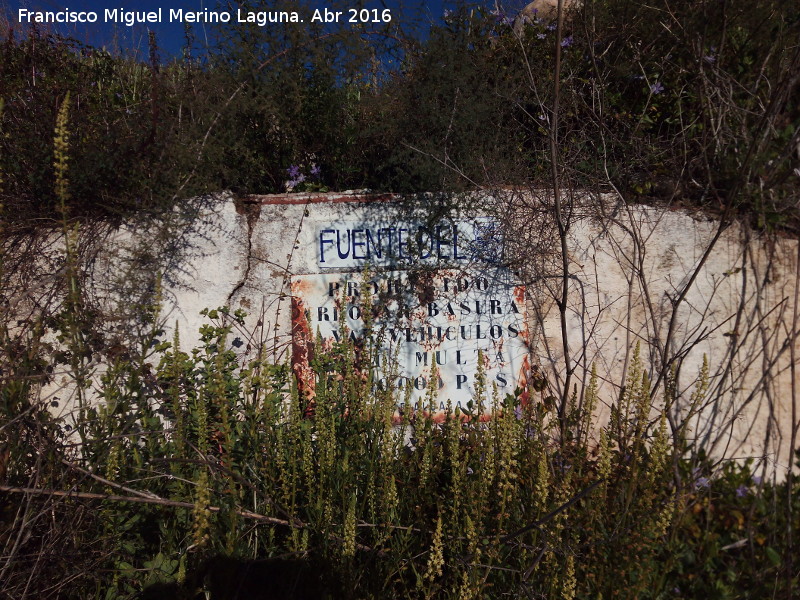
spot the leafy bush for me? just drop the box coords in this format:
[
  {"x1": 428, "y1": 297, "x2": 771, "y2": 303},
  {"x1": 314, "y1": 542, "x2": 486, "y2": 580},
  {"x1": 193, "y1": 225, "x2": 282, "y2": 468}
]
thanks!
[
  {"x1": 1, "y1": 0, "x2": 797, "y2": 229},
  {"x1": 1, "y1": 305, "x2": 797, "y2": 599}
]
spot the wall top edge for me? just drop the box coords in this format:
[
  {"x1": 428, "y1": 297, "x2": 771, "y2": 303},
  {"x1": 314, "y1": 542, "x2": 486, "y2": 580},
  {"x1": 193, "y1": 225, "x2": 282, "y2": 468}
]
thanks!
[{"x1": 246, "y1": 192, "x2": 400, "y2": 206}]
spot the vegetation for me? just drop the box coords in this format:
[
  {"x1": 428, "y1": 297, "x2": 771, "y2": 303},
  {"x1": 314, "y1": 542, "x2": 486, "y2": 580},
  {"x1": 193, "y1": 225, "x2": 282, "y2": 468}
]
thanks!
[
  {"x1": 0, "y1": 0, "x2": 797, "y2": 227},
  {"x1": 1, "y1": 0, "x2": 799, "y2": 598},
  {"x1": 1, "y1": 302, "x2": 797, "y2": 599}
]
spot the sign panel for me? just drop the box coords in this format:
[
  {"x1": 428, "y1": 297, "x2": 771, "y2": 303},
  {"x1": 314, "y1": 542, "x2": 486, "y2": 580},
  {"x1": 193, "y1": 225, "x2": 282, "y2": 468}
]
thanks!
[
  {"x1": 291, "y1": 213, "x2": 529, "y2": 418},
  {"x1": 315, "y1": 217, "x2": 505, "y2": 269}
]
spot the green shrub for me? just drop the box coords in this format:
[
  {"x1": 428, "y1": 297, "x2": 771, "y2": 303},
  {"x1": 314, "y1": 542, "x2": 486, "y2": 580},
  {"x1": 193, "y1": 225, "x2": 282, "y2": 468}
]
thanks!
[
  {"x1": 1, "y1": 306, "x2": 796, "y2": 599},
  {"x1": 1, "y1": 0, "x2": 797, "y2": 230}
]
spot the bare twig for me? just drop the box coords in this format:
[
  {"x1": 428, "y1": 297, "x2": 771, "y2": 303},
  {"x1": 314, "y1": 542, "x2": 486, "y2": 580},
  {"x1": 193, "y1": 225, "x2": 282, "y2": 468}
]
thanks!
[
  {"x1": 548, "y1": 0, "x2": 574, "y2": 437},
  {"x1": 0, "y1": 484, "x2": 291, "y2": 527}
]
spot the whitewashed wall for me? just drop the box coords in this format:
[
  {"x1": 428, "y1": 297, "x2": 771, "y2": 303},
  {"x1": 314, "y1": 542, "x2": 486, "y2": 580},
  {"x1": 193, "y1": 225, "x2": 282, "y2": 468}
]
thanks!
[{"x1": 13, "y1": 191, "x2": 798, "y2": 477}]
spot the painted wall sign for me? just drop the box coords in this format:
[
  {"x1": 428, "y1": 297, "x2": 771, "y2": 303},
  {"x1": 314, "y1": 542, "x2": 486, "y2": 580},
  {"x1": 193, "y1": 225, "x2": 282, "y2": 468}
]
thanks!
[
  {"x1": 315, "y1": 218, "x2": 505, "y2": 269},
  {"x1": 291, "y1": 213, "x2": 530, "y2": 418}
]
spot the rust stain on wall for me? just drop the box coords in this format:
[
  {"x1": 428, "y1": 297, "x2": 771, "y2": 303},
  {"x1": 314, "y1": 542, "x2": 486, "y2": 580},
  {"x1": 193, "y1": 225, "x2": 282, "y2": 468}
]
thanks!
[{"x1": 290, "y1": 281, "x2": 316, "y2": 415}]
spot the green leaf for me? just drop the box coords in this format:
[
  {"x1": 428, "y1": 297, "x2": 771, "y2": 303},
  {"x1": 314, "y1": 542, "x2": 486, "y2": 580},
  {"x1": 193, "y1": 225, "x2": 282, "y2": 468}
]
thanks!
[{"x1": 765, "y1": 546, "x2": 781, "y2": 567}]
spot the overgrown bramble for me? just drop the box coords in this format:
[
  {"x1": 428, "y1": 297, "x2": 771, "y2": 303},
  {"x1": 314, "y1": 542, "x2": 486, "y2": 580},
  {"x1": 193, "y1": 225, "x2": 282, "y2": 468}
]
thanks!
[{"x1": 6, "y1": 296, "x2": 791, "y2": 599}]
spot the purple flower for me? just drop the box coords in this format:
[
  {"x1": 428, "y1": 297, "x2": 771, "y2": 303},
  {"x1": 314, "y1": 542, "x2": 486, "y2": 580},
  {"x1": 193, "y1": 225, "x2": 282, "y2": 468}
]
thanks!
[
  {"x1": 752, "y1": 474, "x2": 762, "y2": 485},
  {"x1": 536, "y1": 33, "x2": 546, "y2": 39},
  {"x1": 490, "y1": 7, "x2": 507, "y2": 24},
  {"x1": 547, "y1": 22, "x2": 557, "y2": 31},
  {"x1": 694, "y1": 476, "x2": 710, "y2": 490},
  {"x1": 735, "y1": 485, "x2": 748, "y2": 498},
  {"x1": 513, "y1": 6, "x2": 539, "y2": 26},
  {"x1": 703, "y1": 54, "x2": 716, "y2": 64},
  {"x1": 286, "y1": 171, "x2": 306, "y2": 190},
  {"x1": 560, "y1": 36, "x2": 573, "y2": 48},
  {"x1": 310, "y1": 164, "x2": 321, "y2": 177},
  {"x1": 514, "y1": 405, "x2": 524, "y2": 420},
  {"x1": 649, "y1": 81, "x2": 665, "y2": 95}
]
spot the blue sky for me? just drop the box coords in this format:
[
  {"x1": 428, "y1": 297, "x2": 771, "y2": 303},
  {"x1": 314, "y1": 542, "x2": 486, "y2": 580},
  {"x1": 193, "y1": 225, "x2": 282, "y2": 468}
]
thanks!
[{"x1": 4, "y1": 0, "x2": 518, "y2": 57}]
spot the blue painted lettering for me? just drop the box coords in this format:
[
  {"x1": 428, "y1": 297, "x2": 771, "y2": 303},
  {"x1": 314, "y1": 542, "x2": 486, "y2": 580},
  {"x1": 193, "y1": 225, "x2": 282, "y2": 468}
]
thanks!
[
  {"x1": 337, "y1": 229, "x2": 351, "y2": 259},
  {"x1": 319, "y1": 229, "x2": 336, "y2": 263},
  {"x1": 365, "y1": 229, "x2": 382, "y2": 258},
  {"x1": 351, "y1": 229, "x2": 366, "y2": 259}
]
